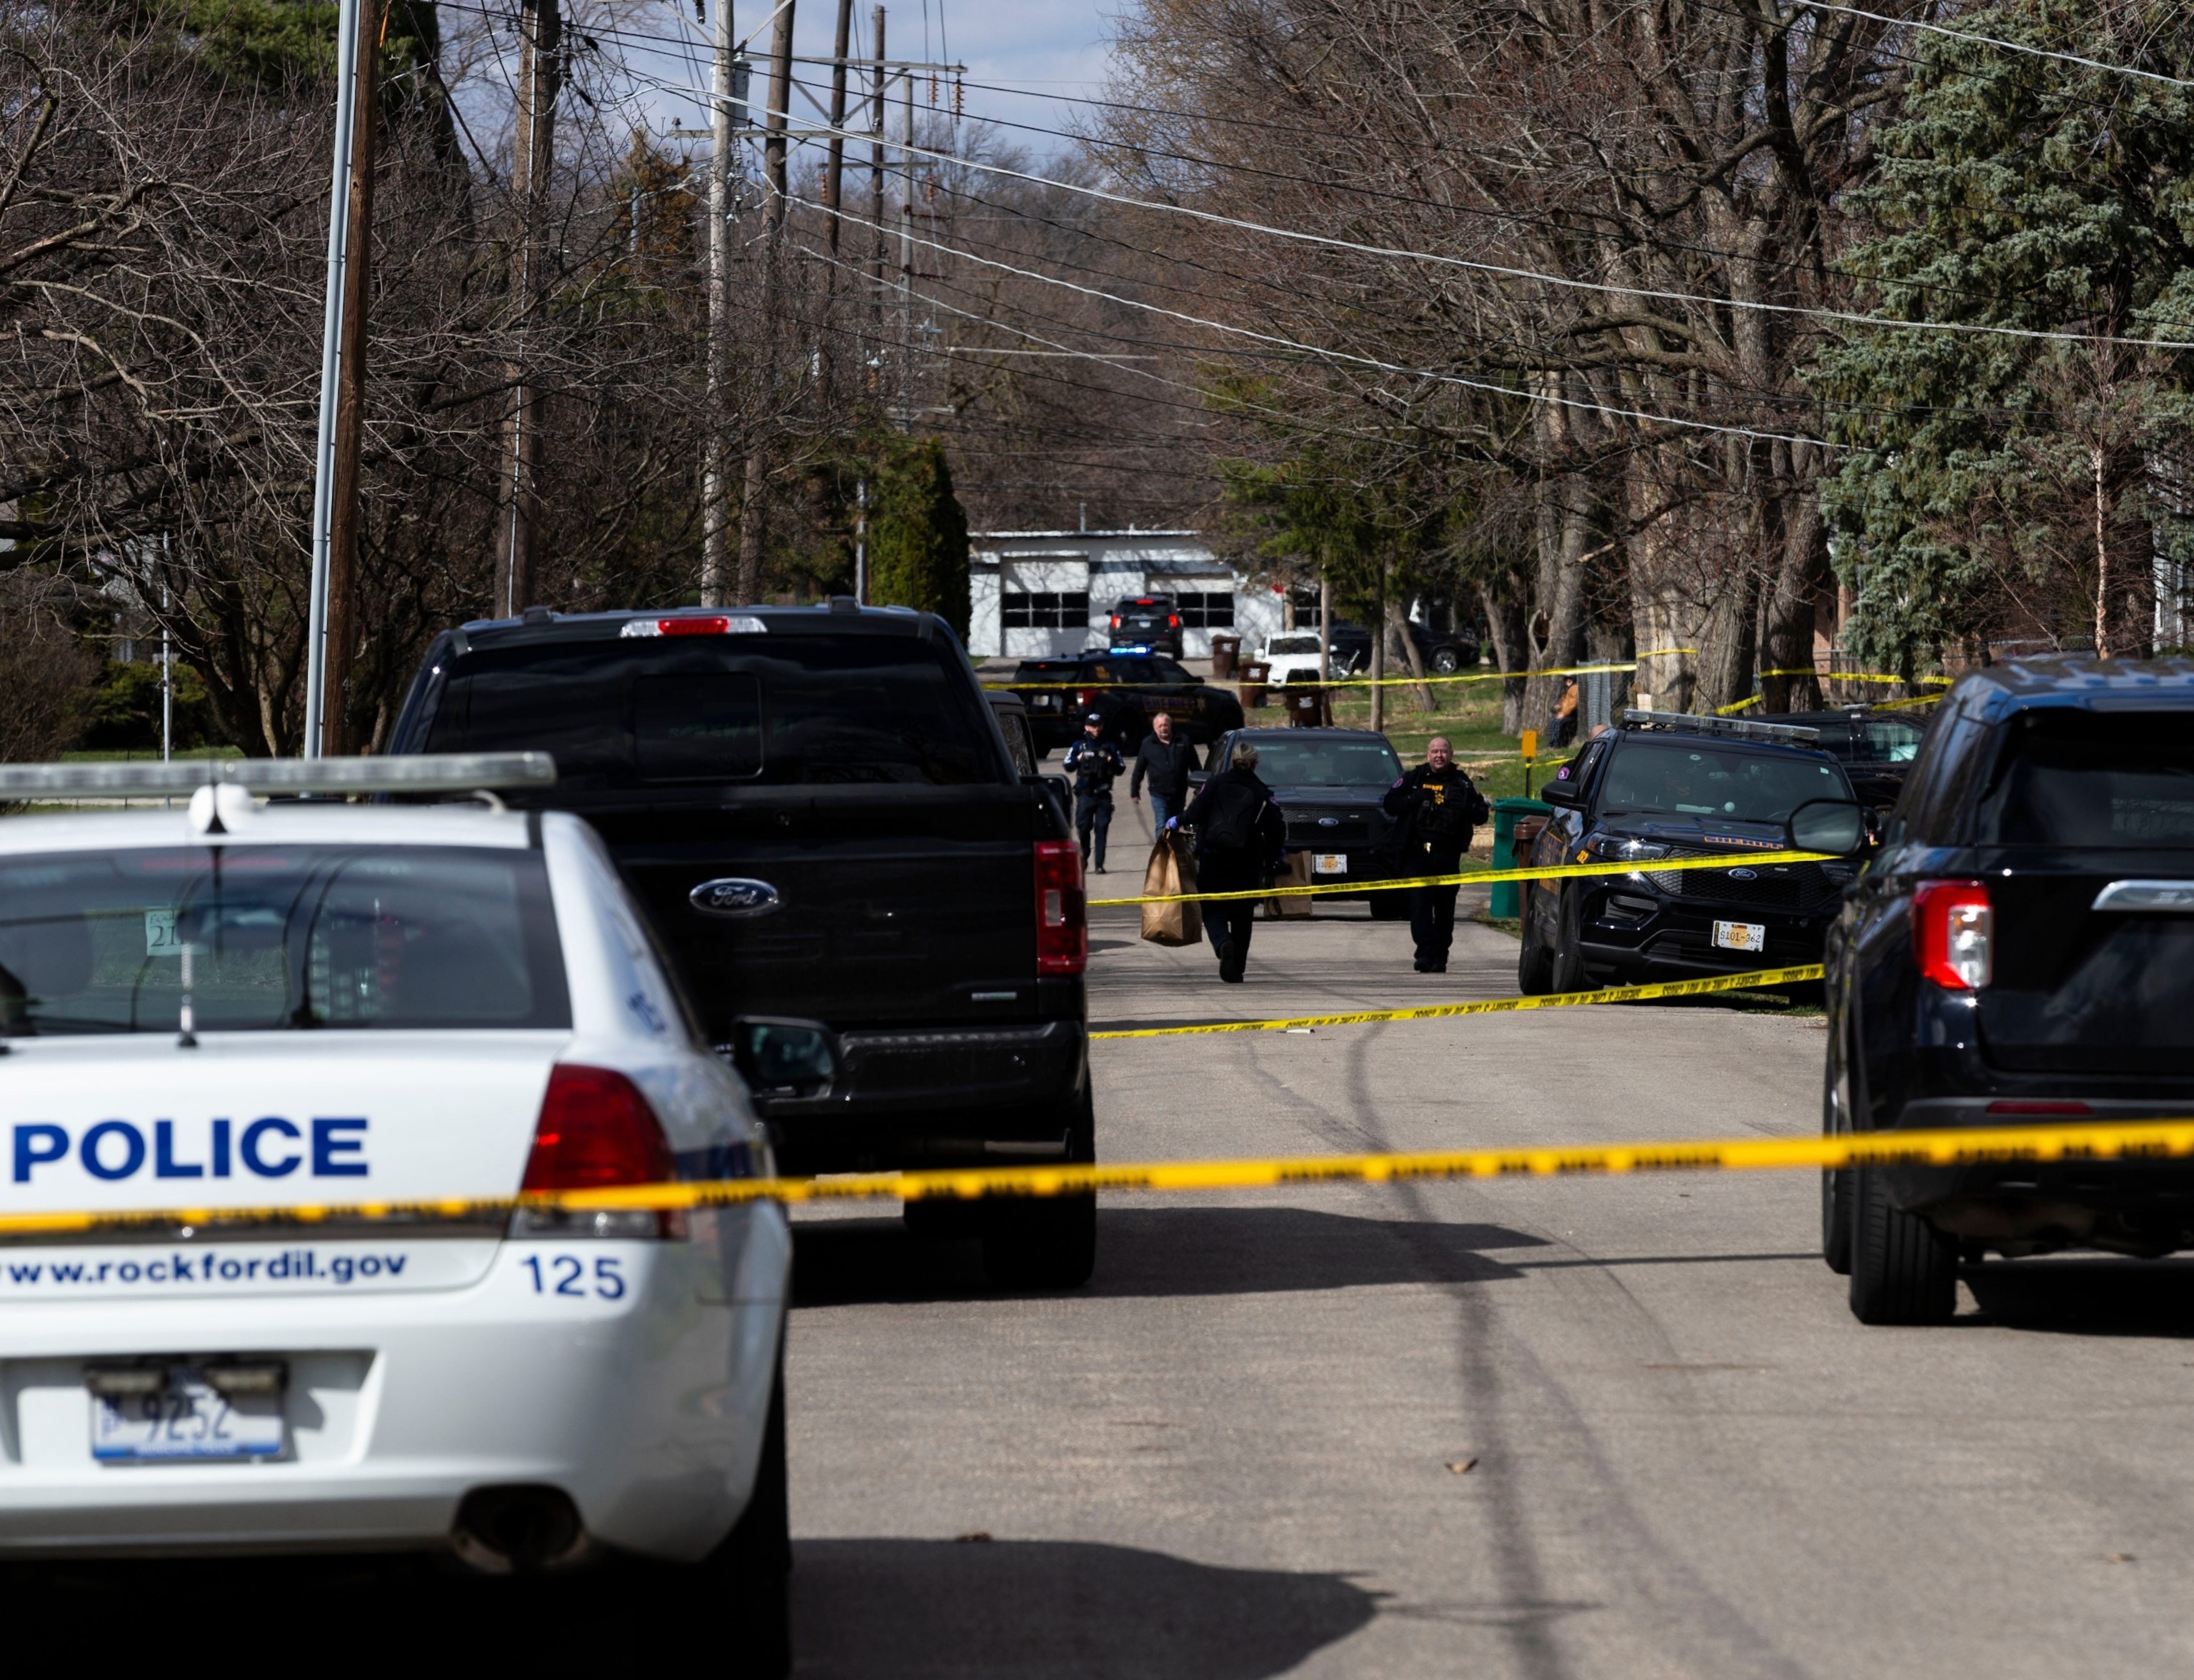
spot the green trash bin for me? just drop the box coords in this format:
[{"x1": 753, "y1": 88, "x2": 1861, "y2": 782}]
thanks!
[{"x1": 1488, "y1": 796, "x2": 1552, "y2": 919}]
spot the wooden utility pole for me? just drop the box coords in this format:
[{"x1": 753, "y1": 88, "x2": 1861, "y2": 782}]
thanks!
[
  {"x1": 321, "y1": 0, "x2": 383, "y2": 755},
  {"x1": 701, "y1": 0, "x2": 735, "y2": 606},
  {"x1": 824, "y1": 0, "x2": 855, "y2": 260},
  {"x1": 735, "y1": 0, "x2": 798, "y2": 605},
  {"x1": 869, "y1": 7, "x2": 886, "y2": 340},
  {"x1": 496, "y1": 0, "x2": 560, "y2": 620}
]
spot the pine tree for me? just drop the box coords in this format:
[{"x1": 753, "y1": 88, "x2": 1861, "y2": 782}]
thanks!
[
  {"x1": 1813, "y1": 0, "x2": 2194, "y2": 665},
  {"x1": 868, "y1": 435, "x2": 971, "y2": 638}
]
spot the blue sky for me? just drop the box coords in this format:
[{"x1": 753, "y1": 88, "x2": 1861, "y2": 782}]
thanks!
[{"x1": 588, "y1": 0, "x2": 1111, "y2": 164}]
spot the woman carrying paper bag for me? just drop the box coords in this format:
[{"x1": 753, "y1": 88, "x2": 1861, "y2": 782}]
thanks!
[{"x1": 1139, "y1": 833, "x2": 1203, "y2": 947}]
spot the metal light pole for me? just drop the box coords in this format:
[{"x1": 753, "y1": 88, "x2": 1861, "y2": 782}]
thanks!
[{"x1": 304, "y1": 0, "x2": 366, "y2": 759}]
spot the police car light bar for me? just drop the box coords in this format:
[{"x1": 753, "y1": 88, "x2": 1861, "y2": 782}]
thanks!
[
  {"x1": 1621, "y1": 710, "x2": 1822, "y2": 747},
  {"x1": 0, "y1": 753, "x2": 558, "y2": 799}
]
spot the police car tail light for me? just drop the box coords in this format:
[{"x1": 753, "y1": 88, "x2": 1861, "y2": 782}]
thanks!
[
  {"x1": 517, "y1": 1065, "x2": 682, "y2": 1239},
  {"x1": 1035, "y1": 840, "x2": 1088, "y2": 975},
  {"x1": 1914, "y1": 880, "x2": 1993, "y2": 990}
]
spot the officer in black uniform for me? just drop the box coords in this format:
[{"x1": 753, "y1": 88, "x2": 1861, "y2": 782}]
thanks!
[
  {"x1": 1382, "y1": 735, "x2": 1487, "y2": 972},
  {"x1": 1062, "y1": 712, "x2": 1126, "y2": 872}
]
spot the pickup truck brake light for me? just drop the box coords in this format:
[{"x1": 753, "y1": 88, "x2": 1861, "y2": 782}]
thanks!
[
  {"x1": 1034, "y1": 841, "x2": 1088, "y2": 975},
  {"x1": 619, "y1": 615, "x2": 766, "y2": 638},
  {"x1": 1913, "y1": 880, "x2": 1992, "y2": 990}
]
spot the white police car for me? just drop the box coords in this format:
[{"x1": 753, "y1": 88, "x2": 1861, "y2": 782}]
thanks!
[{"x1": 0, "y1": 757, "x2": 793, "y2": 1653}]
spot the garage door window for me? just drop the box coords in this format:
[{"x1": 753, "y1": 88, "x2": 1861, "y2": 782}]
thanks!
[{"x1": 1003, "y1": 590, "x2": 1090, "y2": 629}]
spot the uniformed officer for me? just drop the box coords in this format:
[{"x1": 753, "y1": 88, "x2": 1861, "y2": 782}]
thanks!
[
  {"x1": 1382, "y1": 735, "x2": 1488, "y2": 972},
  {"x1": 1063, "y1": 712, "x2": 1126, "y2": 872}
]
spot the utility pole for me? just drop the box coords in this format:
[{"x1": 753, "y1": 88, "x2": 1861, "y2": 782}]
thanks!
[
  {"x1": 321, "y1": 0, "x2": 382, "y2": 755},
  {"x1": 701, "y1": 0, "x2": 735, "y2": 607},
  {"x1": 898, "y1": 61, "x2": 913, "y2": 428},
  {"x1": 824, "y1": 0, "x2": 854, "y2": 260},
  {"x1": 496, "y1": 0, "x2": 560, "y2": 621},
  {"x1": 868, "y1": 8, "x2": 886, "y2": 347},
  {"x1": 304, "y1": 0, "x2": 367, "y2": 760},
  {"x1": 734, "y1": 0, "x2": 798, "y2": 606}
]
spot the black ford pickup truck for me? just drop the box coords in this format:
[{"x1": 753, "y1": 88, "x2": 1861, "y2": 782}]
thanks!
[{"x1": 391, "y1": 602, "x2": 1094, "y2": 1286}]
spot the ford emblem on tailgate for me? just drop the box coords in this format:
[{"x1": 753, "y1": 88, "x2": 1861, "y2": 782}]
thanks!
[
  {"x1": 690, "y1": 878, "x2": 782, "y2": 918},
  {"x1": 1727, "y1": 868, "x2": 1758, "y2": 881}
]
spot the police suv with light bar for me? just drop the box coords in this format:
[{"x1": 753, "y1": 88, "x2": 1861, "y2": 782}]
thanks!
[
  {"x1": 0, "y1": 755, "x2": 793, "y2": 1663},
  {"x1": 1522, "y1": 709, "x2": 1869, "y2": 993},
  {"x1": 1824, "y1": 656, "x2": 2194, "y2": 1326}
]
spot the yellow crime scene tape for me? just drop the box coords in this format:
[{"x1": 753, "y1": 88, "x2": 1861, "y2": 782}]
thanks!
[
  {"x1": 1088, "y1": 847, "x2": 1836, "y2": 907},
  {"x1": 9, "y1": 1112, "x2": 2193, "y2": 1235},
  {"x1": 1091, "y1": 960, "x2": 1824, "y2": 1039}
]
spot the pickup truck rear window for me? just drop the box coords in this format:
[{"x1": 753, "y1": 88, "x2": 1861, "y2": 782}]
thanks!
[
  {"x1": 1973, "y1": 710, "x2": 2194, "y2": 845},
  {"x1": 426, "y1": 636, "x2": 1003, "y2": 788},
  {"x1": 0, "y1": 847, "x2": 569, "y2": 1037}
]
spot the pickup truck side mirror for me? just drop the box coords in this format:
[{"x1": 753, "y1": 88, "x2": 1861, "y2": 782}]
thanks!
[
  {"x1": 720, "y1": 1016, "x2": 841, "y2": 1100},
  {"x1": 1023, "y1": 772, "x2": 1071, "y2": 818},
  {"x1": 1541, "y1": 777, "x2": 1585, "y2": 808},
  {"x1": 1788, "y1": 798, "x2": 1867, "y2": 857}
]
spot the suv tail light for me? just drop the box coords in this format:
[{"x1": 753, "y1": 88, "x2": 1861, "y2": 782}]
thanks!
[
  {"x1": 515, "y1": 1065, "x2": 682, "y2": 1238},
  {"x1": 1914, "y1": 880, "x2": 1992, "y2": 990},
  {"x1": 619, "y1": 614, "x2": 765, "y2": 638},
  {"x1": 1076, "y1": 687, "x2": 1097, "y2": 708},
  {"x1": 1168, "y1": 615, "x2": 1181, "y2": 628},
  {"x1": 1035, "y1": 840, "x2": 1088, "y2": 975}
]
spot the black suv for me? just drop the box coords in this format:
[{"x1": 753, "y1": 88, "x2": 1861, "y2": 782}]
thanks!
[
  {"x1": 1522, "y1": 710, "x2": 1867, "y2": 992},
  {"x1": 1008, "y1": 651, "x2": 1244, "y2": 753},
  {"x1": 1198, "y1": 727, "x2": 1413, "y2": 917},
  {"x1": 1322, "y1": 621, "x2": 1480, "y2": 677},
  {"x1": 1106, "y1": 595, "x2": 1184, "y2": 658},
  {"x1": 1824, "y1": 655, "x2": 2194, "y2": 1324},
  {"x1": 392, "y1": 603, "x2": 1095, "y2": 1287}
]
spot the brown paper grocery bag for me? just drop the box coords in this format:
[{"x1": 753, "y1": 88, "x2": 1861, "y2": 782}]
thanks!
[
  {"x1": 1140, "y1": 835, "x2": 1204, "y2": 946},
  {"x1": 1262, "y1": 850, "x2": 1316, "y2": 918}
]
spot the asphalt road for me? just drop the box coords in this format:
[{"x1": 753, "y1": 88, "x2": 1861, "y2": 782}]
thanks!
[{"x1": 784, "y1": 806, "x2": 2194, "y2": 1678}]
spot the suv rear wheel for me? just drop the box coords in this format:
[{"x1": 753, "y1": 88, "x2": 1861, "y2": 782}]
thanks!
[{"x1": 1848, "y1": 1167, "x2": 1958, "y2": 1324}]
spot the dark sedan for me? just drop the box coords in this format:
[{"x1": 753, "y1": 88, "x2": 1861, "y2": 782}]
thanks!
[{"x1": 1197, "y1": 728, "x2": 1413, "y2": 917}]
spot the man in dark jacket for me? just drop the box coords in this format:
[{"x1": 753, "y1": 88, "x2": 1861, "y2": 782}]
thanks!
[
  {"x1": 1383, "y1": 736, "x2": 1488, "y2": 973},
  {"x1": 1063, "y1": 713, "x2": 1126, "y2": 872},
  {"x1": 1176, "y1": 740, "x2": 1286, "y2": 982},
  {"x1": 1129, "y1": 711, "x2": 1198, "y2": 833}
]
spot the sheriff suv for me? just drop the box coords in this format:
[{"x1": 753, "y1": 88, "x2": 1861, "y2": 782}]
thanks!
[
  {"x1": 1824, "y1": 656, "x2": 2194, "y2": 1324},
  {"x1": 1521, "y1": 710, "x2": 1867, "y2": 993}
]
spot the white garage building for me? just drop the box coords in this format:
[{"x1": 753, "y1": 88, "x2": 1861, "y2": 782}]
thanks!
[{"x1": 968, "y1": 528, "x2": 1285, "y2": 660}]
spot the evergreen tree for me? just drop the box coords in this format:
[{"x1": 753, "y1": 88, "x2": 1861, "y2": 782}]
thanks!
[
  {"x1": 868, "y1": 435, "x2": 971, "y2": 638},
  {"x1": 1813, "y1": 0, "x2": 2194, "y2": 665}
]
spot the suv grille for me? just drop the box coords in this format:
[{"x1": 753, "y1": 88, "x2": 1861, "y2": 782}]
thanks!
[{"x1": 1641, "y1": 847, "x2": 1840, "y2": 915}]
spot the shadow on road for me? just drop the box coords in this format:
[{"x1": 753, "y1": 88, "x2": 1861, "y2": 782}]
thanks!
[
  {"x1": 1964, "y1": 1257, "x2": 2194, "y2": 1336},
  {"x1": 791, "y1": 1536, "x2": 1378, "y2": 1678},
  {"x1": 793, "y1": 1205, "x2": 1546, "y2": 1307}
]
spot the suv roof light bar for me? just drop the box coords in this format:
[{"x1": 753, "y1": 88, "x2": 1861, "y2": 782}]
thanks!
[
  {"x1": 1621, "y1": 709, "x2": 1823, "y2": 746},
  {"x1": 0, "y1": 752, "x2": 558, "y2": 800}
]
